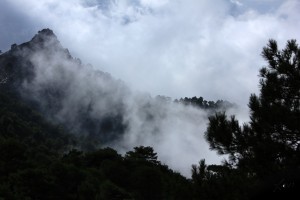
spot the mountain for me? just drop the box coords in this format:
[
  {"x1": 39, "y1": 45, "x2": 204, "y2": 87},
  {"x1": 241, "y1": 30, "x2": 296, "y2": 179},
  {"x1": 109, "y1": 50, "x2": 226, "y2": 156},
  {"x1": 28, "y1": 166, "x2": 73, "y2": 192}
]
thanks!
[{"x1": 0, "y1": 29, "x2": 129, "y2": 149}]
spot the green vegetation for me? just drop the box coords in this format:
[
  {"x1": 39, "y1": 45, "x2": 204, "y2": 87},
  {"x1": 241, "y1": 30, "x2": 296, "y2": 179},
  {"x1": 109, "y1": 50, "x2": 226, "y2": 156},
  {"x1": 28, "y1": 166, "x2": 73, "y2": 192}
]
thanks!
[{"x1": 0, "y1": 37, "x2": 299, "y2": 199}]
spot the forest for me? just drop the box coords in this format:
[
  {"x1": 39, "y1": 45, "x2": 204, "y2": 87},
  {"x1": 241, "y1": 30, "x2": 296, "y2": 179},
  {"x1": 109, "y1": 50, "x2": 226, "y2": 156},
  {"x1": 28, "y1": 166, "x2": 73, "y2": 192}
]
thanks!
[{"x1": 0, "y1": 29, "x2": 299, "y2": 199}]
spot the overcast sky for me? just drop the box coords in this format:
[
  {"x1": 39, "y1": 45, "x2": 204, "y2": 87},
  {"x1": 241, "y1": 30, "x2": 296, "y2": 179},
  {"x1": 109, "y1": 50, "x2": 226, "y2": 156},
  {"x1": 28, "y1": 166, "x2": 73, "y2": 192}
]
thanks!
[{"x1": 1, "y1": 0, "x2": 300, "y2": 109}]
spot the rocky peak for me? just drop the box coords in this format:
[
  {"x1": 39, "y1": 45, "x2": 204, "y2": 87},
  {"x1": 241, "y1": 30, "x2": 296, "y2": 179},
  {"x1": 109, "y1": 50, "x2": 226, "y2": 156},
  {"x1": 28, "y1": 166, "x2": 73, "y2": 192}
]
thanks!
[
  {"x1": 28, "y1": 28, "x2": 71, "y2": 58},
  {"x1": 0, "y1": 29, "x2": 72, "y2": 85},
  {"x1": 38, "y1": 28, "x2": 56, "y2": 36},
  {"x1": 26, "y1": 28, "x2": 63, "y2": 51},
  {"x1": 32, "y1": 28, "x2": 57, "y2": 42}
]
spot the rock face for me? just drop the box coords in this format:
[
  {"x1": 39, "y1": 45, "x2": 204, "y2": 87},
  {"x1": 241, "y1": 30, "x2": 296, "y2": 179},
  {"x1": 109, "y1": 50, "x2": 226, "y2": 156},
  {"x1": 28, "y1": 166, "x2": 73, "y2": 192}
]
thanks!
[
  {"x1": 0, "y1": 29, "x2": 129, "y2": 148},
  {"x1": 28, "y1": 28, "x2": 57, "y2": 44},
  {"x1": 1, "y1": 29, "x2": 71, "y2": 86},
  {"x1": 34, "y1": 28, "x2": 56, "y2": 39}
]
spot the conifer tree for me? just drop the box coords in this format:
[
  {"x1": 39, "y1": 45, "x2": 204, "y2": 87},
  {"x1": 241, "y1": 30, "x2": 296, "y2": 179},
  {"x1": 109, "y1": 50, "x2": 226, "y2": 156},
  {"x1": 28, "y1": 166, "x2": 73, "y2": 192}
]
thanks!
[{"x1": 205, "y1": 39, "x2": 300, "y2": 177}]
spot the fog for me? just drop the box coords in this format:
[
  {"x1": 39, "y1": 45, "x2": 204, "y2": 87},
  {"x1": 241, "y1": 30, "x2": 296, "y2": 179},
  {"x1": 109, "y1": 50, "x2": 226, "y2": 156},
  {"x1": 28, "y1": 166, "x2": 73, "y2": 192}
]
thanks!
[
  {"x1": 113, "y1": 95, "x2": 225, "y2": 176},
  {"x1": 2, "y1": 0, "x2": 300, "y2": 177},
  {"x1": 16, "y1": 31, "x2": 227, "y2": 176}
]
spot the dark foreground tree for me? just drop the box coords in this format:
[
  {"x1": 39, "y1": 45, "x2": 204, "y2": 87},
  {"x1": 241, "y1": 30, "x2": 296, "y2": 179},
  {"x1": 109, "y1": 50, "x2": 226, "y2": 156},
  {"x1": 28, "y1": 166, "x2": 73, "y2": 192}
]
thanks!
[
  {"x1": 125, "y1": 146, "x2": 160, "y2": 165},
  {"x1": 204, "y1": 39, "x2": 300, "y2": 198}
]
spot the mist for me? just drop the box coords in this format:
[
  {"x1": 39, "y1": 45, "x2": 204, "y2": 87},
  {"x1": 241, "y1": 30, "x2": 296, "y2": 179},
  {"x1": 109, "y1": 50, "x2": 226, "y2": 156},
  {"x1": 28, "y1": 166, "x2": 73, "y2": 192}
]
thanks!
[
  {"x1": 9, "y1": 30, "x2": 231, "y2": 177},
  {"x1": 112, "y1": 95, "x2": 225, "y2": 176},
  {"x1": 2, "y1": 0, "x2": 299, "y2": 177}
]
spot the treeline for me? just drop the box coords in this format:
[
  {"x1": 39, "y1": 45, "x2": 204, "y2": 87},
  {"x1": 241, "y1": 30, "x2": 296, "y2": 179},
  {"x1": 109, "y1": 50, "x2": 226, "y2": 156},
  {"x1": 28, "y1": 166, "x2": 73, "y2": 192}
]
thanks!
[
  {"x1": 155, "y1": 95, "x2": 234, "y2": 111},
  {"x1": 175, "y1": 96, "x2": 234, "y2": 110}
]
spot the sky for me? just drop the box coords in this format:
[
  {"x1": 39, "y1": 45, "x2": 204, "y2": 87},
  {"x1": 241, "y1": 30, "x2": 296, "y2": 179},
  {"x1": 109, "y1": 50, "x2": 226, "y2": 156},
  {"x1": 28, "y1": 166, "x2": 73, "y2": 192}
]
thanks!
[
  {"x1": 1, "y1": 0, "x2": 300, "y2": 176},
  {"x1": 1, "y1": 0, "x2": 300, "y2": 106}
]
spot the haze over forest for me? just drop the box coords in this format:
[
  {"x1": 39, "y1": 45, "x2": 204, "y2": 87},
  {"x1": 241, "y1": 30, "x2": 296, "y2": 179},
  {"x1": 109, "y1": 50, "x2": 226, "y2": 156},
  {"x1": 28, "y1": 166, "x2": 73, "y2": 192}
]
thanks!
[
  {"x1": 1, "y1": 28, "x2": 234, "y2": 177},
  {"x1": 1, "y1": 0, "x2": 300, "y2": 175},
  {"x1": 0, "y1": 1, "x2": 300, "y2": 199}
]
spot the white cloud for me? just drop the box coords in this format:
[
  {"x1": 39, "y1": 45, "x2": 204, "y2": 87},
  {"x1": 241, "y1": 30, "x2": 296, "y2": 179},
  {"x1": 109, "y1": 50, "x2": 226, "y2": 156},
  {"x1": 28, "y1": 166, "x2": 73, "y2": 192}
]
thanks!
[
  {"x1": 230, "y1": 0, "x2": 242, "y2": 6},
  {"x1": 1, "y1": 0, "x2": 300, "y2": 176}
]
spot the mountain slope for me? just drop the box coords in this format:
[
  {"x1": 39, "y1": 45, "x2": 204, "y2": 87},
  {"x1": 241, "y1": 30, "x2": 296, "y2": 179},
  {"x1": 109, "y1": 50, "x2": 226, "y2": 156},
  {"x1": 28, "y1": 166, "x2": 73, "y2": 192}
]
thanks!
[{"x1": 0, "y1": 29, "x2": 129, "y2": 148}]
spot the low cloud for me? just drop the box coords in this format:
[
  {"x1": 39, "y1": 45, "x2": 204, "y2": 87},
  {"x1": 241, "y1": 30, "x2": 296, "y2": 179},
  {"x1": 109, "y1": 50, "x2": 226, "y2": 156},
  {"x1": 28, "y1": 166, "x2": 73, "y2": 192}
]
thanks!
[
  {"x1": 1, "y1": 0, "x2": 300, "y2": 176},
  {"x1": 10, "y1": 31, "x2": 225, "y2": 177},
  {"x1": 113, "y1": 95, "x2": 224, "y2": 176}
]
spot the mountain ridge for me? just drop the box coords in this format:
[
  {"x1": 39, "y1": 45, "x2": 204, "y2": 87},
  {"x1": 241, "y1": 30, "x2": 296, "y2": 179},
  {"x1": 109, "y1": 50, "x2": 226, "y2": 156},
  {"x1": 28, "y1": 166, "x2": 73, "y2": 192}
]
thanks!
[{"x1": 0, "y1": 28, "x2": 130, "y2": 149}]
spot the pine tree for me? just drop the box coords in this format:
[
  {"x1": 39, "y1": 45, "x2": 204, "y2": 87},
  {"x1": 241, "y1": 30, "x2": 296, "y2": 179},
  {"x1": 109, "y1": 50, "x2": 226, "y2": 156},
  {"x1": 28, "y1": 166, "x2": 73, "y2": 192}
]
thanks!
[{"x1": 205, "y1": 39, "x2": 300, "y2": 177}]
